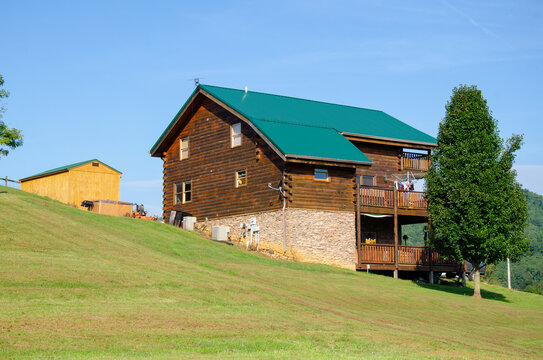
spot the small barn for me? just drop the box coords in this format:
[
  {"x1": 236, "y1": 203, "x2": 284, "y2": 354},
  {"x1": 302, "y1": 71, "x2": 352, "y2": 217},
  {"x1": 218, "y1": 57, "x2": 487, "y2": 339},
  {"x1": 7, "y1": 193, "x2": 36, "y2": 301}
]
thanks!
[{"x1": 20, "y1": 159, "x2": 122, "y2": 209}]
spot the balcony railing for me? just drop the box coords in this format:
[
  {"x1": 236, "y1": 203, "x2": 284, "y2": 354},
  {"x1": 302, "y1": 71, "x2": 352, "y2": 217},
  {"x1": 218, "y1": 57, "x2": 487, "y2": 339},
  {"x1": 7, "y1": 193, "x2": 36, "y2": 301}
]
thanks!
[
  {"x1": 359, "y1": 244, "x2": 458, "y2": 267},
  {"x1": 401, "y1": 152, "x2": 429, "y2": 172},
  {"x1": 359, "y1": 186, "x2": 427, "y2": 210}
]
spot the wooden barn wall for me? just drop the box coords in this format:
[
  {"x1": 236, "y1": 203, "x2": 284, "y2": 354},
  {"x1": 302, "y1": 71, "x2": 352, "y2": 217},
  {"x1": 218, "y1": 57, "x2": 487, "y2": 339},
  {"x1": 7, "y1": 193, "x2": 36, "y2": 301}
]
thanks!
[
  {"x1": 20, "y1": 171, "x2": 71, "y2": 205},
  {"x1": 68, "y1": 162, "x2": 121, "y2": 206},
  {"x1": 286, "y1": 163, "x2": 356, "y2": 212},
  {"x1": 162, "y1": 97, "x2": 285, "y2": 221},
  {"x1": 353, "y1": 142, "x2": 402, "y2": 187},
  {"x1": 21, "y1": 162, "x2": 121, "y2": 208}
]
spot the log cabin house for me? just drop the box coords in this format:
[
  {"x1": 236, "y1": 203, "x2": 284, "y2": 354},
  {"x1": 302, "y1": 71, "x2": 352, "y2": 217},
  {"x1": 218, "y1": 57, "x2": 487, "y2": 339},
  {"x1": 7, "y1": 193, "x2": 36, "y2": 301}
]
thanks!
[{"x1": 151, "y1": 84, "x2": 460, "y2": 276}]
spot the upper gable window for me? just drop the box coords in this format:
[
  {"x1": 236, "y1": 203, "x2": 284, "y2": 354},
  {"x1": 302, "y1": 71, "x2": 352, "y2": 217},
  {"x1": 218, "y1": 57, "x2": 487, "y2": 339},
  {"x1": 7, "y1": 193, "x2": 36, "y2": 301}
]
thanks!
[
  {"x1": 231, "y1": 123, "x2": 242, "y2": 147},
  {"x1": 314, "y1": 168, "x2": 328, "y2": 181},
  {"x1": 92, "y1": 162, "x2": 99, "y2": 167},
  {"x1": 180, "y1": 137, "x2": 189, "y2": 160}
]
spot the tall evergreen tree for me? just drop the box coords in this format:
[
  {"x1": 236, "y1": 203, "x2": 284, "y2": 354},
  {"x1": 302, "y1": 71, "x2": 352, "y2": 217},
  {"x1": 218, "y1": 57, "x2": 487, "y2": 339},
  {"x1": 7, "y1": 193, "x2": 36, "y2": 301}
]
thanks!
[{"x1": 426, "y1": 85, "x2": 528, "y2": 299}]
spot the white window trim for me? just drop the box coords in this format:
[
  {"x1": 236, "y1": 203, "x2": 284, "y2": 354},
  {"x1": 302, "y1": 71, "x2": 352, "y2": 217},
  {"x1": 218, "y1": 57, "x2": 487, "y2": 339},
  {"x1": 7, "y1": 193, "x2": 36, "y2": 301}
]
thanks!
[
  {"x1": 175, "y1": 181, "x2": 192, "y2": 204},
  {"x1": 231, "y1": 123, "x2": 242, "y2": 148},
  {"x1": 236, "y1": 169, "x2": 247, "y2": 188},
  {"x1": 180, "y1": 137, "x2": 189, "y2": 160},
  {"x1": 182, "y1": 180, "x2": 192, "y2": 203}
]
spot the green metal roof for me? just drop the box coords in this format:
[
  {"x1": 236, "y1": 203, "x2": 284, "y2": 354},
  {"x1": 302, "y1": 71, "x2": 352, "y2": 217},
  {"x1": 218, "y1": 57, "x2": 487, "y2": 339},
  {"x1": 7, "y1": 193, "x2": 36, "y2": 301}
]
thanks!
[
  {"x1": 20, "y1": 159, "x2": 121, "y2": 181},
  {"x1": 252, "y1": 119, "x2": 371, "y2": 163},
  {"x1": 150, "y1": 84, "x2": 436, "y2": 163},
  {"x1": 200, "y1": 85, "x2": 437, "y2": 144}
]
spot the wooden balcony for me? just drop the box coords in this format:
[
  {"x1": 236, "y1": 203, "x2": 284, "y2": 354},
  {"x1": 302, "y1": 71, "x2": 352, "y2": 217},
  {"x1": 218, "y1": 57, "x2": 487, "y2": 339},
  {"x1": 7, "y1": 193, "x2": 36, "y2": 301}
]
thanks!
[
  {"x1": 359, "y1": 186, "x2": 427, "y2": 216},
  {"x1": 357, "y1": 244, "x2": 461, "y2": 272},
  {"x1": 401, "y1": 151, "x2": 429, "y2": 172}
]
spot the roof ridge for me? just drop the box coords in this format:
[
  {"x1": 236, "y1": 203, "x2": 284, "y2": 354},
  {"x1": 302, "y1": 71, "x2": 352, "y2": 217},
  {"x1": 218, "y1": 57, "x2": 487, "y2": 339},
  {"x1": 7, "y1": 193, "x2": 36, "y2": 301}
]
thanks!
[
  {"x1": 199, "y1": 84, "x2": 386, "y2": 114},
  {"x1": 20, "y1": 159, "x2": 121, "y2": 181}
]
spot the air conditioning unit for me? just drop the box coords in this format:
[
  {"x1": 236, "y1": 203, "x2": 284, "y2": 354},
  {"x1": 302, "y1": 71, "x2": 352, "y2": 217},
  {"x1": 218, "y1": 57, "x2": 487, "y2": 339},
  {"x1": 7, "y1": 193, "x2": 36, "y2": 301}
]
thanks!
[
  {"x1": 212, "y1": 225, "x2": 230, "y2": 241},
  {"x1": 182, "y1": 216, "x2": 197, "y2": 231}
]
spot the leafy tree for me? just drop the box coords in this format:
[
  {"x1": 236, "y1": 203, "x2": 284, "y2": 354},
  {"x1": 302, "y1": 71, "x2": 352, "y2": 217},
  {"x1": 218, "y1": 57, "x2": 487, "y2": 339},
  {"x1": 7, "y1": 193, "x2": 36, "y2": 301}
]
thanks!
[
  {"x1": 426, "y1": 85, "x2": 528, "y2": 299},
  {"x1": 486, "y1": 190, "x2": 543, "y2": 294},
  {"x1": 0, "y1": 74, "x2": 23, "y2": 157}
]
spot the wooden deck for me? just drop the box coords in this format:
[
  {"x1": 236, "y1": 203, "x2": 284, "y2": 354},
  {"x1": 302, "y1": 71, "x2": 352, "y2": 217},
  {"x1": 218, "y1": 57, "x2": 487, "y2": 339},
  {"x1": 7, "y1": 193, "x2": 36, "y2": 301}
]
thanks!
[
  {"x1": 356, "y1": 244, "x2": 461, "y2": 272},
  {"x1": 359, "y1": 186, "x2": 428, "y2": 216},
  {"x1": 401, "y1": 151, "x2": 429, "y2": 172}
]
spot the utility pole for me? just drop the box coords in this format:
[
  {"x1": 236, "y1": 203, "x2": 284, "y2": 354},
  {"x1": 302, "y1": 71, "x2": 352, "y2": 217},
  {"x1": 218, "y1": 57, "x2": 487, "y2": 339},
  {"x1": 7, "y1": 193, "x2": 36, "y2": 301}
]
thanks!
[{"x1": 393, "y1": 181, "x2": 399, "y2": 279}]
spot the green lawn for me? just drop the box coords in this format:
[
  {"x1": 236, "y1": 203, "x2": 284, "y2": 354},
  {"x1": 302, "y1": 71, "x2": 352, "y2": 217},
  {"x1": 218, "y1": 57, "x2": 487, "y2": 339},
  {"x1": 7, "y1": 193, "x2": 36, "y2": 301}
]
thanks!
[{"x1": 1, "y1": 186, "x2": 542, "y2": 359}]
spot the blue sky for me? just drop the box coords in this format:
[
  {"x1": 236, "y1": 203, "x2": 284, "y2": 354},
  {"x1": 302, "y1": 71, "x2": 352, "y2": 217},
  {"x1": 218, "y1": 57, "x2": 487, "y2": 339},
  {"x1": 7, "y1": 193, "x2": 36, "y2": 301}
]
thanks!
[{"x1": 2, "y1": 1, "x2": 542, "y2": 215}]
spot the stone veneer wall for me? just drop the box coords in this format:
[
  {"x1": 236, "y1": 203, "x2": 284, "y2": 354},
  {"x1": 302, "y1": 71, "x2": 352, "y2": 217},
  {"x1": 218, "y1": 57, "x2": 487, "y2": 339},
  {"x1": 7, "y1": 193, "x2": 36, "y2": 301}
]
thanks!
[{"x1": 197, "y1": 208, "x2": 357, "y2": 270}]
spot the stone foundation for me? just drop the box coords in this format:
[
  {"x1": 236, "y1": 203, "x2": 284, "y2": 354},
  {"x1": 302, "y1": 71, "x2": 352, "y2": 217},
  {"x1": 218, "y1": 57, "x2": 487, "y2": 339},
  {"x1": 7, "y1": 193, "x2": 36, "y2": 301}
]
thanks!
[{"x1": 196, "y1": 208, "x2": 356, "y2": 269}]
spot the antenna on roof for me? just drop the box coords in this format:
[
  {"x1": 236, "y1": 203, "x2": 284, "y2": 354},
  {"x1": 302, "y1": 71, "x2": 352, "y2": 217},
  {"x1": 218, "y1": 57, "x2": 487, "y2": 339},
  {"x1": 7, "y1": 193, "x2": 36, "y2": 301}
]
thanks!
[
  {"x1": 194, "y1": 78, "x2": 200, "y2": 87},
  {"x1": 245, "y1": 86, "x2": 248, "y2": 94}
]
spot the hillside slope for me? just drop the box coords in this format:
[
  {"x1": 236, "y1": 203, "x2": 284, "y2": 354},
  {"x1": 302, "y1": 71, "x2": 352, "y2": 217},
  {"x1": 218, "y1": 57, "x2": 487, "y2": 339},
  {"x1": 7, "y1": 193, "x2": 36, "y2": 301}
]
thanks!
[
  {"x1": 487, "y1": 190, "x2": 543, "y2": 293},
  {"x1": 1, "y1": 186, "x2": 542, "y2": 359}
]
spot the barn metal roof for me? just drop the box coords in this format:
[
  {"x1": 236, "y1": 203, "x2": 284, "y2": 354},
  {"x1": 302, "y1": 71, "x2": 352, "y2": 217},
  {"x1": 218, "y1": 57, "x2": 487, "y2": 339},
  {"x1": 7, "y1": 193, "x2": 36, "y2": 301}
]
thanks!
[
  {"x1": 150, "y1": 84, "x2": 436, "y2": 164},
  {"x1": 20, "y1": 159, "x2": 121, "y2": 182}
]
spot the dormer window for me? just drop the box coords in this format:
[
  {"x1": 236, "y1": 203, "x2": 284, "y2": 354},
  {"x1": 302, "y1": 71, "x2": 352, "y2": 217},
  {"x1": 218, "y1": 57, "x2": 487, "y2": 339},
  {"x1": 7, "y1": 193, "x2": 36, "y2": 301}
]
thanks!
[
  {"x1": 180, "y1": 137, "x2": 189, "y2": 160},
  {"x1": 231, "y1": 123, "x2": 242, "y2": 147}
]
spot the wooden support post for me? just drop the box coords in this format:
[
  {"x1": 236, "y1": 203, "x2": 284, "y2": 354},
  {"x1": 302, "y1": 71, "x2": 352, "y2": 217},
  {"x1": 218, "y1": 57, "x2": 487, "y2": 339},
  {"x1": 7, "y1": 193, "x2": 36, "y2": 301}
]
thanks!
[
  {"x1": 393, "y1": 184, "x2": 399, "y2": 279},
  {"x1": 429, "y1": 247, "x2": 433, "y2": 284},
  {"x1": 4, "y1": 176, "x2": 7, "y2": 187},
  {"x1": 356, "y1": 176, "x2": 361, "y2": 267}
]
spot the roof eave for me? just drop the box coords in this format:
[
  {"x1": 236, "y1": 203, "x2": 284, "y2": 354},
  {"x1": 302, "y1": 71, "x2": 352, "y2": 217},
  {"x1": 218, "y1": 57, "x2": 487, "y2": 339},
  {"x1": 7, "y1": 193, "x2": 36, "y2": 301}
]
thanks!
[
  {"x1": 198, "y1": 89, "x2": 287, "y2": 162},
  {"x1": 341, "y1": 132, "x2": 437, "y2": 148},
  {"x1": 20, "y1": 169, "x2": 69, "y2": 182},
  {"x1": 150, "y1": 87, "x2": 201, "y2": 157},
  {"x1": 150, "y1": 87, "x2": 287, "y2": 162},
  {"x1": 285, "y1": 154, "x2": 372, "y2": 166}
]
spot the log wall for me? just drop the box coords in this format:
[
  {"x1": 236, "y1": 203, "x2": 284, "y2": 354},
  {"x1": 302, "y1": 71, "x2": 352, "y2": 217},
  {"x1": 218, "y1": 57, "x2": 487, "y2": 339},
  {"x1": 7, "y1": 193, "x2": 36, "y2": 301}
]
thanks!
[
  {"x1": 162, "y1": 97, "x2": 285, "y2": 222},
  {"x1": 286, "y1": 163, "x2": 356, "y2": 212},
  {"x1": 353, "y1": 142, "x2": 402, "y2": 187}
]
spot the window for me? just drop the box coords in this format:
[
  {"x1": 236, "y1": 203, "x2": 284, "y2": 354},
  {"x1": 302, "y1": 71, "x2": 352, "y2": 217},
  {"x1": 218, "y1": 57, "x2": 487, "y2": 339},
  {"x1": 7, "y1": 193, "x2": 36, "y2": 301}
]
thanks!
[
  {"x1": 314, "y1": 168, "x2": 328, "y2": 180},
  {"x1": 362, "y1": 175, "x2": 375, "y2": 186},
  {"x1": 231, "y1": 123, "x2": 242, "y2": 147},
  {"x1": 236, "y1": 170, "x2": 247, "y2": 187},
  {"x1": 175, "y1": 181, "x2": 192, "y2": 204},
  {"x1": 92, "y1": 162, "x2": 99, "y2": 167},
  {"x1": 180, "y1": 137, "x2": 189, "y2": 160}
]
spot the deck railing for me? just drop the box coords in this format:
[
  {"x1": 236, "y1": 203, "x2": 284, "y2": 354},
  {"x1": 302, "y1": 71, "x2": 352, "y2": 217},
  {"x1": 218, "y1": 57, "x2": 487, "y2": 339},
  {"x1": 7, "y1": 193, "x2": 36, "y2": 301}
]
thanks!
[
  {"x1": 401, "y1": 152, "x2": 430, "y2": 172},
  {"x1": 359, "y1": 244, "x2": 457, "y2": 267},
  {"x1": 359, "y1": 244, "x2": 395, "y2": 264},
  {"x1": 359, "y1": 186, "x2": 427, "y2": 210}
]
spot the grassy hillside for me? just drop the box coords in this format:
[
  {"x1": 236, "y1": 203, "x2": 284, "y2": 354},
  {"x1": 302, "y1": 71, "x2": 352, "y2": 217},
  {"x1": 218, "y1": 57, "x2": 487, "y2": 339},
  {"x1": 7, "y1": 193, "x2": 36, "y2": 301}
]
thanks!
[{"x1": 1, "y1": 186, "x2": 542, "y2": 359}]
